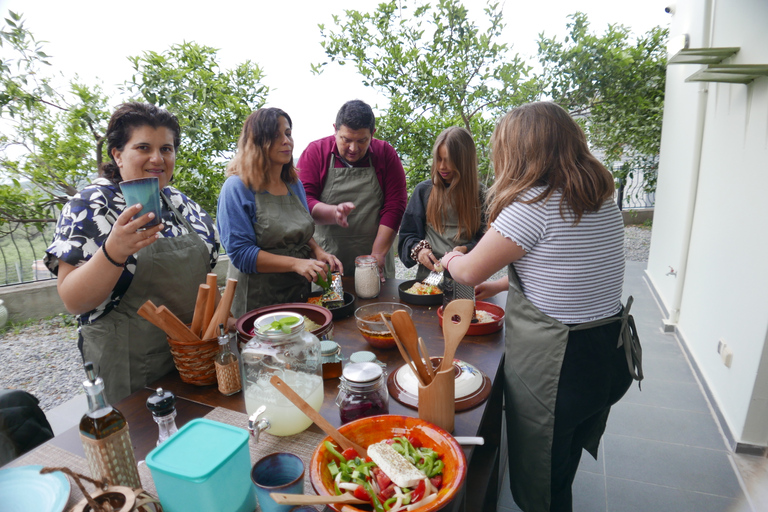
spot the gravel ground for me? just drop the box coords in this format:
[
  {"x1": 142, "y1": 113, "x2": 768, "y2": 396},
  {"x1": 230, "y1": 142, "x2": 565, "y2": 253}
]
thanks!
[{"x1": 0, "y1": 226, "x2": 651, "y2": 412}]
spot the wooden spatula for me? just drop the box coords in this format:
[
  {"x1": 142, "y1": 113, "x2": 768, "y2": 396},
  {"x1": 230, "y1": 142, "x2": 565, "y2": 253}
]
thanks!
[{"x1": 269, "y1": 492, "x2": 366, "y2": 506}]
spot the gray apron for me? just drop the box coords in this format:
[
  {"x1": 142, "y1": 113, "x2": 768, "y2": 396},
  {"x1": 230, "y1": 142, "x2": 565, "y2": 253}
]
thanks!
[
  {"x1": 314, "y1": 154, "x2": 395, "y2": 279},
  {"x1": 228, "y1": 184, "x2": 314, "y2": 318},
  {"x1": 81, "y1": 193, "x2": 212, "y2": 403},
  {"x1": 503, "y1": 266, "x2": 642, "y2": 511},
  {"x1": 417, "y1": 203, "x2": 471, "y2": 280}
]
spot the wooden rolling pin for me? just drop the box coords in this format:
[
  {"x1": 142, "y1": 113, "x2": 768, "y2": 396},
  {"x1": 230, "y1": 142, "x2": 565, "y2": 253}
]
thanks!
[
  {"x1": 190, "y1": 283, "x2": 210, "y2": 338},
  {"x1": 201, "y1": 273, "x2": 218, "y2": 334},
  {"x1": 156, "y1": 305, "x2": 198, "y2": 343},
  {"x1": 203, "y1": 278, "x2": 237, "y2": 340}
]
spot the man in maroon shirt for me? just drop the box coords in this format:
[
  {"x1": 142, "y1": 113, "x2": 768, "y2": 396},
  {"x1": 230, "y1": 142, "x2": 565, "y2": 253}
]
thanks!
[{"x1": 297, "y1": 100, "x2": 407, "y2": 280}]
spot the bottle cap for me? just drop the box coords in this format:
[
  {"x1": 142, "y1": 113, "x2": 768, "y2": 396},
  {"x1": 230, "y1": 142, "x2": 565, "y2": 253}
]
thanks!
[
  {"x1": 146, "y1": 387, "x2": 176, "y2": 417},
  {"x1": 321, "y1": 340, "x2": 341, "y2": 356}
]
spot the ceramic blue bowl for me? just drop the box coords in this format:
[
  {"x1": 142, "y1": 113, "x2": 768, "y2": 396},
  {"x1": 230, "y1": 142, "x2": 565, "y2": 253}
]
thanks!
[{"x1": 120, "y1": 177, "x2": 161, "y2": 227}]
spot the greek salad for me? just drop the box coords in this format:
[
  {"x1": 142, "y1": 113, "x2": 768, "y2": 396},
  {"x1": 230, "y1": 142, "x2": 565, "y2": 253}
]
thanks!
[{"x1": 325, "y1": 436, "x2": 444, "y2": 511}]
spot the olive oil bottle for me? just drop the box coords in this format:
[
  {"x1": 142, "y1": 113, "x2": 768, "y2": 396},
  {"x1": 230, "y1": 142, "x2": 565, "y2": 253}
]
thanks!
[{"x1": 79, "y1": 362, "x2": 140, "y2": 488}]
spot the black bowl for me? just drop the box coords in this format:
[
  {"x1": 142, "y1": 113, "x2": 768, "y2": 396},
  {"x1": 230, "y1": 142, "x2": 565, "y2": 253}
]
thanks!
[
  {"x1": 398, "y1": 279, "x2": 443, "y2": 306},
  {"x1": 309, "y1": 291, "x2": 357, "y2": 320}
]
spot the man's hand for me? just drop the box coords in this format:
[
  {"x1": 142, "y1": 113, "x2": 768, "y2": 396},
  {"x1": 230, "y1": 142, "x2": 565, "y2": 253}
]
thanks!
[
  {"x1": 371, "y1": 251, "x2": 387, "y2": 282},
  {"x1": 335, "y1": 202, "x2": 355, "y2": 228}
]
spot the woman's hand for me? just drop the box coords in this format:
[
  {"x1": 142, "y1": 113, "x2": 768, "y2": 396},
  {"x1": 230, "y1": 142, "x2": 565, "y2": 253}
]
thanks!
[
  {"x1": 292, "y1": 258, "x2": 332, "y2": 283},
  {"x1": 452, "y1": 245, "x2": 468, "y2": 254},
  {"x1": 417, "y1": 247, "x2": 440, "y2": 271},
  {"x1": 475, "y1": 277, "x2": 509, "y2": 301},
  {"x1": 314, "y1": 247, "x2": 344, "y2": 275},
  {"x1": 106, "y1": 204, "x2": 164, "y2": 262}
]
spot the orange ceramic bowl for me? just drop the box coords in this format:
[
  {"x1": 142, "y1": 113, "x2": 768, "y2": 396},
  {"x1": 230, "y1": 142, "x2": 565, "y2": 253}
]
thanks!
[{"x1": 310, "y1": 415, "x2": 467, "y2": 512}]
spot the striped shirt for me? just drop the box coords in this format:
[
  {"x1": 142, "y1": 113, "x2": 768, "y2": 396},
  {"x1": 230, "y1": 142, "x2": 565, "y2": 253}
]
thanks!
[{"x1": 491, "y1": 187, "x2": 625, "y2": 324}]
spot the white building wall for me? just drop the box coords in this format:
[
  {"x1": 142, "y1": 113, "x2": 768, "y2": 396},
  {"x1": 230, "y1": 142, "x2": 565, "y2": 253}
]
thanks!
[{"x1": 648, "y1": 0, "x2": 768, "y2": 447}]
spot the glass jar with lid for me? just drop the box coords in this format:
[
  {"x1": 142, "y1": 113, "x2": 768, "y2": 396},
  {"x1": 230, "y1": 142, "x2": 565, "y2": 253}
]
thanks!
[
  {"x1": 335, "y1": 362, "x2": 389, "y2": 424},
  {"x1": 354, "y1": 255, "x2": 381, "y2": 299},
  {"x1": 242, "y1": 312, "x2": 322, "y2": 437}
]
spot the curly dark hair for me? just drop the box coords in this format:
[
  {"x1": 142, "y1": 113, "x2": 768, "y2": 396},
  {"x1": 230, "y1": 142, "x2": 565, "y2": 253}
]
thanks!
[{"x1": 100, "y1": 102, "x2": 181, "y2": 184}]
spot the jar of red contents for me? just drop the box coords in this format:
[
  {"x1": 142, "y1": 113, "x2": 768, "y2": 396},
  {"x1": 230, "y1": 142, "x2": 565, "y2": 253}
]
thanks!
[{"x1": 335, "y1": 362, "x2": 389, "y2": 424}]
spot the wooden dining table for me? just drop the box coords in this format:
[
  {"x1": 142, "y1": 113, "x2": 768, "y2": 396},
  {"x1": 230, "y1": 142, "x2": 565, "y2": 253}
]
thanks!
[{"x1": 22, "y1": 277, "x2": 508, "y2": 512}]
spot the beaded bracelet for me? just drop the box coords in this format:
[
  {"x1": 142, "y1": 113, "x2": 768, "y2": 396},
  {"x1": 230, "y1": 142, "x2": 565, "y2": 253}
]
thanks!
[
  {"x1": 410, "y1": 239, "x2": 432, "y2": 261},
  {"x1": 101, "y1": 243, "x2": 126, "y2": 268}
]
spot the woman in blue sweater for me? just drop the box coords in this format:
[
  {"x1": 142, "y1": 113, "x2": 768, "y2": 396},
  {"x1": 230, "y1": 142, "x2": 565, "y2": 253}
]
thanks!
[{"x1": 217, "y1": 108, "x2": 341, "y2": 317}]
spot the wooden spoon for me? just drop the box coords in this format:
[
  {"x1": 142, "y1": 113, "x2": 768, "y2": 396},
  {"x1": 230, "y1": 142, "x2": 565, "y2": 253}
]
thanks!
[
  {"x1": 269, "y1": 493, "x2": 366, "y2": 506},
  {"x1": 380, "y1": 313, "x2": 426, "y2": 386},
  {"x1": 270, "y1": 375, "x2": 366, "y2": 456},
  {"x1": 440, "y1": 299, "x2": 474, "y2": 372},
  {"x1": 391, "y1": 309, "x2": 432, "y2": 385}
]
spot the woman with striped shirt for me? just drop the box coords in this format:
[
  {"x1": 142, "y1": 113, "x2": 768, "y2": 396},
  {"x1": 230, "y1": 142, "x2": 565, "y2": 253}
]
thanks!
[{"x1": 442, "y1": 102, "x2": 635, "y2": 512}]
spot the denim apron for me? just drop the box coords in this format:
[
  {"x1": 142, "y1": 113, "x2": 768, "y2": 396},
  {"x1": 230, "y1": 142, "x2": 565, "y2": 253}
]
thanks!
[
  {"x1": 503, "y1": 266, "x2": 642, "y2": 511},
  {"x1": 81, "y1": 193, "x2": 211, "y2": 403},
  {"x1": 228, "y1": 184, "x2": 314, "y2": 318},
  {"x1": 314, "y1": 154, "x2": 395, "y2": 279}
]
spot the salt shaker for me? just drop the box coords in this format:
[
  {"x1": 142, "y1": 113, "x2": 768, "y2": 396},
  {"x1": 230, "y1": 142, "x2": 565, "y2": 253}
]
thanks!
[
  {"x1": 354, "y1": 255, "x2": 380, "y2": 299},
  {"x1": 146, "y1": 387, "x2": 179, "y2": 446}
]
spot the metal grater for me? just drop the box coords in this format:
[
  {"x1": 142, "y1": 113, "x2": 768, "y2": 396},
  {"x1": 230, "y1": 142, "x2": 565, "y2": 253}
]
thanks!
[{"x1": 442, "y1": 270, "x2": 476, "y2": 308}]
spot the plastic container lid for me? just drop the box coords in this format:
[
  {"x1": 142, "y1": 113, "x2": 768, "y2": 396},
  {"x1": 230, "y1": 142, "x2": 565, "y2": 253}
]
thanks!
[
  {"x1": 146, "y1": 418, "x2": 249, "y2": 481},
  {"x1": 349, "y1": 351, "x2": 377, "y2": 364}
]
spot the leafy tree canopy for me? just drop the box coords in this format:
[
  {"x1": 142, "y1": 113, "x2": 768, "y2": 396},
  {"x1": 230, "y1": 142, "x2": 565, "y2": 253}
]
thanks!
[
  {"x1": 314, "y1": 0, "x2": 540, "y2": 188},
  {"x1": 537, "y1": 12, "x2": 668, "y2": 197}
]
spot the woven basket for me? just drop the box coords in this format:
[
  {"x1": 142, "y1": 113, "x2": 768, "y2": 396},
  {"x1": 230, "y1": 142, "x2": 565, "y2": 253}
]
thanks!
[{"x1": 166, "y1": 330, "x2": 218, "y2": 386}]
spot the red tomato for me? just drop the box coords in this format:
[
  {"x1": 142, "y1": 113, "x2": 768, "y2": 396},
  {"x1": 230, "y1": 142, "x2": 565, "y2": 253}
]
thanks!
[
  {"x1": 430, "y1": 474, "x2": 443, "y2": 489},
  {"x1": 372, "y1": 467, "x2": 392, "y2": 491},
  {"x1": 353, "y1": 485, "x2": 371, "y2": 503},
  {"x1": 378, "y1": 483, "x2": 397, "y2": 501},
  {"x1": 411, "y1": 479, "x2": 426, "y2": 503},
  {"x1": 341, "y1": 447, "x2": 359, "y2": 460}
]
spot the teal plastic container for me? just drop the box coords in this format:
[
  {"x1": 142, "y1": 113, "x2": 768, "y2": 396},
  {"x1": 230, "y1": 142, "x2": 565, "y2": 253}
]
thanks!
[{"x1": 146, "y1": 418, "x2": 256, "y2": 512}]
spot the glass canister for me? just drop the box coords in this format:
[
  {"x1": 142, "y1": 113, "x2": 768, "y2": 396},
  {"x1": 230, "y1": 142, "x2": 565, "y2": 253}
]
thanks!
[
  {"x1": 321, "y1": 340, "x2": 343, "y2": 380},
  {"x1": 335, "y1": 362, "x2": 389, "y2": 424},
  {"x1": 241, "y1": 312, "x2": 323, "y2": 436},
  {"x1": 354, "y1": 255, "x2": 381, "y2": 299}
]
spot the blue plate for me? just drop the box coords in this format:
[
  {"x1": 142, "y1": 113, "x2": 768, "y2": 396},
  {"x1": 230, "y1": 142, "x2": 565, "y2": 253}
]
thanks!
[{"x1": 0, "y1": 464, "x2": 70, "y2": 512}]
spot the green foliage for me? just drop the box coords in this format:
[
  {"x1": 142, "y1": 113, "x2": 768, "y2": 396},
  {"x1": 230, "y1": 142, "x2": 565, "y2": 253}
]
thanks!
[
  {"x1": 124, "y1": 42, "x2": 270, "y2": 214},
  {"x1": 315, "y1": 0, "x2": 540, "y2": 188},
  {"x1": 537, "y1": 12, "x2": 668, "y2": 195}
]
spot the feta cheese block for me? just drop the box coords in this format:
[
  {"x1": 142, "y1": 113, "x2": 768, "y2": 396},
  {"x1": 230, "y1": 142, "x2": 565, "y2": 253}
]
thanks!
[{"x1": 367, "y1": 441, "x2": 425, "y2": 488}]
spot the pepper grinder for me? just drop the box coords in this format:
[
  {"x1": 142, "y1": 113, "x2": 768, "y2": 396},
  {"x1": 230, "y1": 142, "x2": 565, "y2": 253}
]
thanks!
[{"x1": 146, "y1": 387, "x2": 178, "y2": 446}]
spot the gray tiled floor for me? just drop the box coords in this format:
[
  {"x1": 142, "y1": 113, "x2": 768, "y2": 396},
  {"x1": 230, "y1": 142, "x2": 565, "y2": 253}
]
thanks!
[{"x1": 497, "y1": 261, "x2": 759, "y2": 512}]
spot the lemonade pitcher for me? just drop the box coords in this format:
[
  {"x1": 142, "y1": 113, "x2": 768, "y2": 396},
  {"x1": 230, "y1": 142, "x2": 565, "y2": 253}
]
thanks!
[{"x1": 243, "y1": 312, "x2": 323, "y2": 438}]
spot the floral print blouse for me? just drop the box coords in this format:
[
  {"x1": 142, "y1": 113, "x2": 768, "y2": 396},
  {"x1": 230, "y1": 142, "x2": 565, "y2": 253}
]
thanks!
[{"x1": 45, "y1": 177, "x2": 219, "y2": 325}]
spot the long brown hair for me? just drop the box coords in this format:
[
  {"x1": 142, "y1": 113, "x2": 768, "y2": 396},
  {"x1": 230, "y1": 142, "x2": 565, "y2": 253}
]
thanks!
[
  {"x1": 486, "y1": 102, "x2": 614, "y2": 225},
  {"x1": 426, "y1": 127, "x2": 482, "y2": 241},
  {"x1": 226, "y1": 108, "x2": 298, "y2": 190}
]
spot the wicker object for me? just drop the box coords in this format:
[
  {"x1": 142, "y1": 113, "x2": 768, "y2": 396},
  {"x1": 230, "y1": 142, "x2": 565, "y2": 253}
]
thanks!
[{"x1": 166, "y1": 329, "x2": 218, "y2": 386}]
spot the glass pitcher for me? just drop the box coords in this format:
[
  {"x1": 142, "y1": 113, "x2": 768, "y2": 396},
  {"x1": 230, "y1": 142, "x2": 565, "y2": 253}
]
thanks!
[{"x1": 242, "y1": 312, "x2": 323, "y2": 437}]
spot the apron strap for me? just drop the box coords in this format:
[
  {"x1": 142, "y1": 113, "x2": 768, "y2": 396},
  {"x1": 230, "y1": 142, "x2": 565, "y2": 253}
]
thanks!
[
  {"x1": 569, "y1": 296, "x2": 644, "y2": 386},
  {"x1": 161, "y1": 190, "x2": 196, "y2": 233}
]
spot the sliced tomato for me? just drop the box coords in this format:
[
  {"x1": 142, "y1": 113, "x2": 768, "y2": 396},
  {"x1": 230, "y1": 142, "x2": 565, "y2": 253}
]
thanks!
[
  {"x1": 341, "y1": 447, "x2": 359, "y2": 461},
  {"x1": 378, "y1": 482, "x2": 397, "y2": 501},
  {"x1": 372, "y1": 467, "x2": 392, "y2": 491},
  {"x1": 353, "y1": 484, "x2": 371, "y2": 503},
  {"x1": 411, "y1": 479, "x2": 426, "y2": 503},
  {"x1": 407, "y1": 435, "x2": 422, "y2": 448},
  {"x1": 430, "y1": 474, "x2": 443, "y2": 489}
]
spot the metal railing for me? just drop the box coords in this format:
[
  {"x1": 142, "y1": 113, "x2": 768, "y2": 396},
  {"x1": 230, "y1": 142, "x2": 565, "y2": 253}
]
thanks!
[
  {"x1": 0, "y1": 220, "x2": 57, "y2": 287},
  {"x1": 616, "y1": 174, "x2": 655, "y2": 211}
]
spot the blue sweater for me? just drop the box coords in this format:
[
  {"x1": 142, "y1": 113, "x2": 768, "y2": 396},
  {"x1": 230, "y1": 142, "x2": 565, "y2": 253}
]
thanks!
[{"x1": 217, "y1": 175, "x2": 310, "y2": 274}]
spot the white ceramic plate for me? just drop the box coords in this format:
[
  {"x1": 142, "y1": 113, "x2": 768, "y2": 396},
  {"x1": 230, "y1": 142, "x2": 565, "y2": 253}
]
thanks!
[
  {"x1": 0, "y1": 464, "x2": 70, "y2": 512},
  {"x1": 395, "y1": 359, "x2": 485, "y2": 399}
]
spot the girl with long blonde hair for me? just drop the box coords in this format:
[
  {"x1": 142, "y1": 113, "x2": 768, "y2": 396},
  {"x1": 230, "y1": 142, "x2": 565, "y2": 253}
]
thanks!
[
  {"x1": 398, "y1": 126, "x2": 485, "y2": 280},
  {"x1": 441, "y1": 102, "x2": 639, "y2": 512}
]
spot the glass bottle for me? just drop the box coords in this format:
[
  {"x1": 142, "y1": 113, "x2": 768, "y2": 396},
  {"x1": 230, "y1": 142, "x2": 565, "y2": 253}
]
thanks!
[
  {"x1": 79, "y1": 362, "x2": 140, "y2": 488},
  {"x1": 354, "y1": 255, "x2": 380, "y2": 299},
  {"x1": 336, "y1": 362, "x2": 389, "y2": 424},
  {"x1": 215, "y1": 324, "x2": 242, "y2": 395},
  {"x1": 242, "y1": 312, "x2": 323, "y2": 436},
  {"x1": 321, "y1": 340, "x2": 343, "y2": 380},
  {"x1": 146, "y1": 387, "x2": 178, "y2": 445}
]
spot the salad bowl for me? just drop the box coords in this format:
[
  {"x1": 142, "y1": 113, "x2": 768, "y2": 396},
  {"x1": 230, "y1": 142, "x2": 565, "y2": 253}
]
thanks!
[{"x1": 309, "y1": 415, "x2": 467, "y2": 512}]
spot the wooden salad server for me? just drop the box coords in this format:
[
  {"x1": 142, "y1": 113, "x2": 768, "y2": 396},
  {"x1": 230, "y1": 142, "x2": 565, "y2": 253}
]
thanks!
[
  {"x1": 269, "y1": 375, "x2": 366, "y2": 456},
  {"x1": 440, "y1": 299, "x2": 474, "y2": 372},
  {"x1": 269, "y1": 493, "x2": 367, "y2": 506}
]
